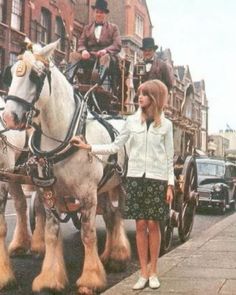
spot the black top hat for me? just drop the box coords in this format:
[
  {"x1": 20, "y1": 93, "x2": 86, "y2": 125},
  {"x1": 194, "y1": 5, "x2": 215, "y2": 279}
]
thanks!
[
  {"x1": 91, "y1": 0, "x2": 109, "y2": 13},
  {"x1": 140, "y1": 37, "x2": 158, "y2": 50}
]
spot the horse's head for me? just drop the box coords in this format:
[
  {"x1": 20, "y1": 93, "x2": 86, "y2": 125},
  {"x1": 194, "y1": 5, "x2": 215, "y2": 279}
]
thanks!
[{"x1": 2, "y1": 40, "x2": 59, "y2": 130}]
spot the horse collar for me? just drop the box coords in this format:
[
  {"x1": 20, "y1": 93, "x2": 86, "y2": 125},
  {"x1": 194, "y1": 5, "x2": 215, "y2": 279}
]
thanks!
[{"x1": 29, "y1": 93, "x2": 85, "y2": 163}]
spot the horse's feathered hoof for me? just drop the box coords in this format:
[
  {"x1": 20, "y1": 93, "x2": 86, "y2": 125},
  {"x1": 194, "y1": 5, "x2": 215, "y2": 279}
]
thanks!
[{"x1": 78, "y1": 286, "x2": 99, "y2": 295}]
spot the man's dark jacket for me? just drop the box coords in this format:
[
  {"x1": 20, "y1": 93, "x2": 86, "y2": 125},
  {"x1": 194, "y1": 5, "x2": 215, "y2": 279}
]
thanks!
[{"x1": 133, "y1": 53, "x2": 174, "y2": 92}]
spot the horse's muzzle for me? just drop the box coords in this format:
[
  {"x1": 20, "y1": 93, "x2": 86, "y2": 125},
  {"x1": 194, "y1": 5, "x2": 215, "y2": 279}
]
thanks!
[{"x1": 2, "y1": 110, "x2": 27, "y2": 130}]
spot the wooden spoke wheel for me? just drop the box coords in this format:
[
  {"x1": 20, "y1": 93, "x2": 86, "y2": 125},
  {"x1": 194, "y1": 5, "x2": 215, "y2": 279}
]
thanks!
[
  {"x1": 178, "y1": 155, "x2": 198, "y2": 243},
  {"x1": 160, "y1": 219, "x2": 173, "y2": 256}
]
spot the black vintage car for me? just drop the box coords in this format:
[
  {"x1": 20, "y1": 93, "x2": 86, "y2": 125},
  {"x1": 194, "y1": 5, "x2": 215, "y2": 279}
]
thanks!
[{"x1": 196, "y1": 157, "x2": 236, "y2": 214}]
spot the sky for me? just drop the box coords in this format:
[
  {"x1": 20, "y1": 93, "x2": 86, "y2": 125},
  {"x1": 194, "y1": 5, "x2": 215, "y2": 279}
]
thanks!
[{"x1": 146, "y1": 0, "x2": 236, "y2": 133}]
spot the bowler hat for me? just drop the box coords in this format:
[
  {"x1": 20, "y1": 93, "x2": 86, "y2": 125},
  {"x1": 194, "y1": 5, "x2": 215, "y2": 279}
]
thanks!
[
  {"x1": 91, "y1": 0, "x2": 109, "y2": 13},
  {"x1": 140, "y1": 37, "x2": 158, "y2": 50}
]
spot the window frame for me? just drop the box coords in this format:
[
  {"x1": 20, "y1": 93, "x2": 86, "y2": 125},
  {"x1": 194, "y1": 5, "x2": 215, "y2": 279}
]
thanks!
[
  {"x1": 11, "y1": 0, "x2": 24, "y2": 31},
  {"x1": 55, "y1": 16, "x2": 66, "y2": 52},
  {"x1": 40, "y1": 8, "x2": 51, "y2": 44},
  {"x1": 135, "y1": 13, "x2": 144, "y2": 38},
  {"x1": 0, "y1": 0, "x2": 6, "y2": 23}
]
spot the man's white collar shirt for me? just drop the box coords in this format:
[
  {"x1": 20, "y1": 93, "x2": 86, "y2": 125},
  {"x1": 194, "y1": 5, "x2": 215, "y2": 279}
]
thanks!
[
  {"x1": 95, "y1": 25, "x2": 103, "y2": 41},
  {"x1": 145, "y1": 63, "x2": 152, "y2": 72}
]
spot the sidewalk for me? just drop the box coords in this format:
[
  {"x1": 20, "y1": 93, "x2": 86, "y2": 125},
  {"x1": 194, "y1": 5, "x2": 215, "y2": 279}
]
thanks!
[{"x1": 102, "y1": 213, "x2": 236, "y2": 295}]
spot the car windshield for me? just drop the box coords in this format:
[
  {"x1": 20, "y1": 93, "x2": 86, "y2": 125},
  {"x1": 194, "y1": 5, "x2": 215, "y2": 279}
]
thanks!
[{"x1": 197, "y1": 162, "x2": 225, "y2": 177}]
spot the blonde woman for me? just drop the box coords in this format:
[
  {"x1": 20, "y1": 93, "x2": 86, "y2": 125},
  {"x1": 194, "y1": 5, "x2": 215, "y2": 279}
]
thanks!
[{"x1": 71, "y1": 79, "x2": 174, "y2": 290}]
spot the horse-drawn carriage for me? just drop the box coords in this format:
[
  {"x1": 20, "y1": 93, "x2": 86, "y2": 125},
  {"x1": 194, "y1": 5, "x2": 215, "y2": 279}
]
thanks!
[
  {"x1": 61, "y1": 46, "x2": 199, "y2": 254},
  {"x1": 0, "y1": 40, "x2": 198, "y2": 294}
]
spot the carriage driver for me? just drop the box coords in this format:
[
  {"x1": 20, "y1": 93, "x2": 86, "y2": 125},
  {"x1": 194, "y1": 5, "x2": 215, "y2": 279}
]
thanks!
[
  {"x1": 68, "y1": 0, "x2": 122, "y2": 85},
  {"x1": 133, "y1": 37, "x2": 174, "y2": 93}
]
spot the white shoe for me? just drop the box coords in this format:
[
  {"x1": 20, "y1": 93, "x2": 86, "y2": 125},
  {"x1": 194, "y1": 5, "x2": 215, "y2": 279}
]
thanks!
[
  {"x1": 149, "y1": 275, "x2": 160, "y2": 289},
  {"x1": 132, "y1": 276, "x2": 148, "y2": 290}
]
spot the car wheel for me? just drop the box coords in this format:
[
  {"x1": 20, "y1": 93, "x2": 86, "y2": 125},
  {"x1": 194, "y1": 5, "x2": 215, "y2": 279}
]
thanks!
[
  {"x1": 219, "y1": 201, "x2": 226, "y2": 215},
  {"x1": 160, "y1": 219, "x2": 173, "y2": 256},
  {"x1": 230, "y1": 200, "x2": 236, "y2": 211}
]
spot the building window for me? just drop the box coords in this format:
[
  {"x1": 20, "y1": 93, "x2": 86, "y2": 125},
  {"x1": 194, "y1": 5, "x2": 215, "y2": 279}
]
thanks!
[
  {"x1": 9, "y1": 52, "x2": 18, "y2": 65},
  {"x1": 135, "y1": 14, "x2": 144, "y2": 38},
  {"x1": 55, "y1": 17, "x2": 66, "y2": 52},
  {"x1": 0, "y1": 0, "x2": 6, "y2": 23},
  {"x1": 11, "y1": 0, "x2": 23, "y2": 31},
  {"x1": 40, "y1": 8, "x2": 51, "y2": 44}
]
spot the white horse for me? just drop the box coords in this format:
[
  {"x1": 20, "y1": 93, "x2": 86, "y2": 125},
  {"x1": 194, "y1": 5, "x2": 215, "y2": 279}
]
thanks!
[
  {"x1": 0, "y1": 99, "x2": 45, "y2": 289},
  {"x1": 2, "y1": 40, "x2": 130, "y2": 294}
]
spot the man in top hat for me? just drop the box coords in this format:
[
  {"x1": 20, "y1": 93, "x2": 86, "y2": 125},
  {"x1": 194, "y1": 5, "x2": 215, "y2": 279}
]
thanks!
[
  {"x1": 133, "y1": 37, "x2": 174, "y2": 92},
  {"x1": 68, "y1": 0, "x2": 121, "y2": 84}
]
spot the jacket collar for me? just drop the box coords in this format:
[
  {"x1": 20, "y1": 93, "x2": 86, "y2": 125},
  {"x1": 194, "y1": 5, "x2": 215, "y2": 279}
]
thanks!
[{"x1": 135, "y1": 108, "x2": 164, "y2": 127}]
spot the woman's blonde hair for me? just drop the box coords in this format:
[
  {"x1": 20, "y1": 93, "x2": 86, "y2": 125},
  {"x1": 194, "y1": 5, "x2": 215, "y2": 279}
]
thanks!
[{"x1": 137, "y1": 79, "x2": 168, "y2": 126}]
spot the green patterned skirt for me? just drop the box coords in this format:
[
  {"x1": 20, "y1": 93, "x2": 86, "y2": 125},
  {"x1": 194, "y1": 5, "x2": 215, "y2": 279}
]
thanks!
[{"x1": 123, "y1": 177, "x2": 170, "y2": 221}]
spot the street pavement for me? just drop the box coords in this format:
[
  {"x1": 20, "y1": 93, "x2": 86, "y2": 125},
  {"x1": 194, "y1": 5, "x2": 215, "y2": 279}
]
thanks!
[{"x1": 102, "y1": 212, "x2": 236, "y2": 294}]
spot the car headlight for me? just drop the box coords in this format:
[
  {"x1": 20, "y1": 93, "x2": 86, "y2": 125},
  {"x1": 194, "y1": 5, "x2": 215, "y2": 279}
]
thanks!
[{"x1": 213, "y1": 184, "x2": 222, "y2": 192}]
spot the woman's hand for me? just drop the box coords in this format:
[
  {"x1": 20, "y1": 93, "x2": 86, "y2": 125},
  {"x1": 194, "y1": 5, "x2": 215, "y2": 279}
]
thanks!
[
  {"x1": 166, "y1": 185, "x2": 174, "y2": 204},
  {"x1": 70, "y1": 136, "x2": 91, "y2": 150}
]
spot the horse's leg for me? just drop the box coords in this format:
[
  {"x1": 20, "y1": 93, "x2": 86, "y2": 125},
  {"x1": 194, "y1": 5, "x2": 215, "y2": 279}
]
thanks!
[
  {"x1": 31, "y1": 191, "x2": 45, "y2": 256},
  {"x1": 32, "y1": 208, "x2": 68, "y2": 292},
  {"x1": 0, "y1": 182, "x2": 15, "y2": 289},
  {"x1": 100, "y1": 185, "x2": 131, "y2": 271},
  {"x1": 8, "y1": 183, "x2": 31, "y2": 256},
  {"x1": 77, "y1": 190, "x2": 106, "y2": 295}
]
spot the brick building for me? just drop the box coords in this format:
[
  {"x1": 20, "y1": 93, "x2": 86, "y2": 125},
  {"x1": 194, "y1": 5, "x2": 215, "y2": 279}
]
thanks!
[
  {"x1": 158, "y1": 49, "x2": 208, "y2": 156},
  {"x1": 0, "y1": 0, "x2": 81, "y2": 94},
  {"x1": 107, "y1": 0, "x2": 152, "y2": 61}
]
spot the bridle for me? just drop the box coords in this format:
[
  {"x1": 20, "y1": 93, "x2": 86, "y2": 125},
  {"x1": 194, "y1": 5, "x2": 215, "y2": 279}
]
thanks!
[{"x1": 4, "y1": 54, "x2": 52, "y2": 123}]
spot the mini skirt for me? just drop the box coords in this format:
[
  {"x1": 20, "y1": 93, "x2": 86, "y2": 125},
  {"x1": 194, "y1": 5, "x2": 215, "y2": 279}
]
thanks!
[{"x1": 123, "y1": 176, "x2": 170, "y2": 221}]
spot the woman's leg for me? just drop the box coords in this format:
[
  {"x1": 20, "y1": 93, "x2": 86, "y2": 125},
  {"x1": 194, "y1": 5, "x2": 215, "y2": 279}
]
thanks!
[
  {"x1": 135, "y1": 219, "x2": 149, "y2": 278},
  {"x1": 147, "y1": 220, "x2": 161, "y2": 275}
]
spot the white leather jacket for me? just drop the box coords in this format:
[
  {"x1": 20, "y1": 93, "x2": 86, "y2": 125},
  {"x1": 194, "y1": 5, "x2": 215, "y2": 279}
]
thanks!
[{"x1": 92, "y1": 111, "x2": 174, "y2": 185}]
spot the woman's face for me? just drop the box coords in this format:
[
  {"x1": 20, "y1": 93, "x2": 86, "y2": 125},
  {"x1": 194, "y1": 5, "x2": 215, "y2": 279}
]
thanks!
[{"x1": 138, "y1": 90, "x2": 152, "y2": 109}]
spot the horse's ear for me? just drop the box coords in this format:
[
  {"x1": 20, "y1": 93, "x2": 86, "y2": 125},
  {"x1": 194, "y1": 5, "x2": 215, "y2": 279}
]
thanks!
[{"x1": 37, "y1": 39, "x2": 60, "y2": 59}]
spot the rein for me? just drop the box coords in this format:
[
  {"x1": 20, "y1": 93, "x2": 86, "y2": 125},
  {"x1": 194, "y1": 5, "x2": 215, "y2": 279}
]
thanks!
[{"x1": 0, "y1": 134, "x2": 29, "y2": 153}]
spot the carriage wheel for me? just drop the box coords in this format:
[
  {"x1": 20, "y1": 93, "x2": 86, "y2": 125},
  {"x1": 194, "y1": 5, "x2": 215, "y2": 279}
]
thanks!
[
  {"x1": 29, "y1": 191, "x2": 38, "y2": 233},
  {"x1": 178, "y1": 155, "x2": 198, "y2": 243},
  {"x1": 160, "y1": 219, "x2": 173, "y2": 256}
]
